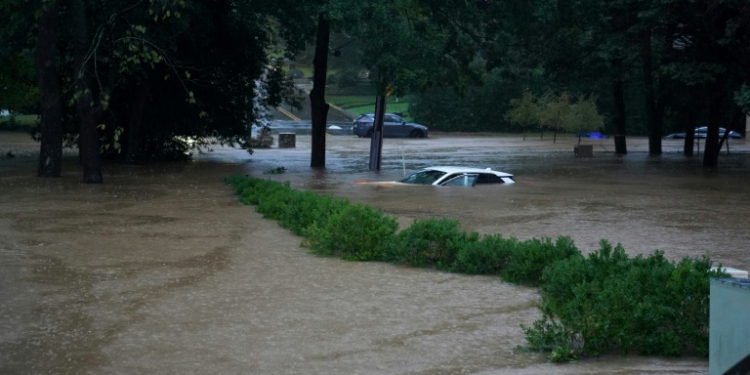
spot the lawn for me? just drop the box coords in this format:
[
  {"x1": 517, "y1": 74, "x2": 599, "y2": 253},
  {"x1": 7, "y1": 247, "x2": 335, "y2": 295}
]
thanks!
[
  {"x1": 326, "y1": 95, "x2": 411, "y2": 120},
  {"x1": 0, "y1": 114, "x2": 38, "y2": 130}
]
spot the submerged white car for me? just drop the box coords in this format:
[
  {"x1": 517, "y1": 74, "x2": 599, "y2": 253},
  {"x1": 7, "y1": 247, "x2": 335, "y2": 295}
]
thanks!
[{"x1": 398, "y1": 166, "x2": 515, "y2": 186}]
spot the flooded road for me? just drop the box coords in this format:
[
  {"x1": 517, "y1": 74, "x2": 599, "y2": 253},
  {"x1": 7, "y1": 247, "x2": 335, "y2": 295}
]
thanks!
[{"x1": 1, "y1": 131, "x2": 747, "y2": 374}]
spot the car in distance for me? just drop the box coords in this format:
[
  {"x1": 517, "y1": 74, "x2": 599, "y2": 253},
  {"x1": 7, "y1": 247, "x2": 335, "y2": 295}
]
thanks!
[
  {"x1": 663, "y1": 132, "x2": 686, "y2": 139},
  {"x1": 398, "y1": 166, "x2": 515, "y2": 187},
  {"x1": 352, "y1": 113, "x2": 429, "y2": 138},
  {"x1": 664, "y1": 127, "x2": 743, "y2": 139}
]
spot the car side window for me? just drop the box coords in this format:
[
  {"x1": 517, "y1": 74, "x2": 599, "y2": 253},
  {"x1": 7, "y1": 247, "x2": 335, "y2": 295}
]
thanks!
[
  {"x1": 476, "y1": 173, "x2": 505, "y2": 184},
  {"x1": 384, "y1": 115, "x2": 398, "y2": 123}
]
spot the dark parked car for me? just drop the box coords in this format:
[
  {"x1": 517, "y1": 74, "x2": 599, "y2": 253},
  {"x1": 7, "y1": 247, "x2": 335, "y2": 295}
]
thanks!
[
  {"x1": 352, "y1": 113, "x2": 428, "y2": 138},
  {"x1": 664, "y1": 127, "x2": 743, "y2": 139}
]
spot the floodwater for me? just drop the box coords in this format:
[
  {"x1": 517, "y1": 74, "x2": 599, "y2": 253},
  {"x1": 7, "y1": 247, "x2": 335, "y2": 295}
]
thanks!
[{"x1": 2, "y1": 130, "x2": 748, "y2": 374}]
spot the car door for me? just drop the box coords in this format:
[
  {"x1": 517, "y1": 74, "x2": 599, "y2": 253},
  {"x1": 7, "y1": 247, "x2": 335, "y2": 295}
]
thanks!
[
  {"x1": 383, "y1": 114, "x2": 406, "y2": 137},
  {"x1": 441, "y1": 174, "x2": 478, "y2": 187}
]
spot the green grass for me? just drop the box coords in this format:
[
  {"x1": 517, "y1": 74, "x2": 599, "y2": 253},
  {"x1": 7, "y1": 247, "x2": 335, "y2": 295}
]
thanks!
[
  {"x1": 0, "y1": 114, "x2": 38, "y2": 130},
  {"x1": 327, "y1": 96, "x2": 411, "y2": 120},
  {"x1": 342, "y1": 104, "x2": 375, "y2": 117},
  {"x1": 326, "y1": 95, "x2": 374, "y2": 110}
]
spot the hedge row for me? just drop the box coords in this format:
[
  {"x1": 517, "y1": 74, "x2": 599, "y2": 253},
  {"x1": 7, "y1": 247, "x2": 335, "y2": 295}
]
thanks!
[
  {"x1": 225, "y1": 175, "x2": 726, "y2": 362},
  {"x1": 226, "y1": 175, "x2": 576, "y2": 281}
]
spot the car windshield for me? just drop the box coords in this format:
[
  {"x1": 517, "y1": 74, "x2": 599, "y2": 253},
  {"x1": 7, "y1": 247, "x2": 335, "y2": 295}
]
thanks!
[{"x1": 399, "y1": 170, "x2": 446, "y2": 185}]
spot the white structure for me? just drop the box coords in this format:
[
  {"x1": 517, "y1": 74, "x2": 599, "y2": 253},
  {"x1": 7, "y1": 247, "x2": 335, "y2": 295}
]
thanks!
[{"x1": 710, "y1": 277, "x2": 750, "y2": 375}]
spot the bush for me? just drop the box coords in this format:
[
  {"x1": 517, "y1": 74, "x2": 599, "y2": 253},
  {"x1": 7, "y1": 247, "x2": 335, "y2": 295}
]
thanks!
[
  {"x1": 337, "y1": 74, "x2": 359, "y2": 88},
  {"x1": 307, "y1": 204, "x2": 398, "y2": 261},
  {"x1": 452, "y1": 234, "x2": 516, "y2": 274},
  {"x1": 279, "y1": 191, "x2": 349, "y2": 236},
  {"x1": 387, "y1": 218, "x2": 476, "y2": 268},
  {"x1": 502, "y1": 236, "x2": 580, "y2": 286},
  {"x1": 523, "y1": 240, "x2": 727, "y2": 360},
  {"x1": 227, "y1": 176, "x2": 289, "y2": 207},
  {"x1": 226, "y1": 175, "x2": 351, "y2": 237},
  {"x1": 256, "y1": 184, "x2": 299, "y2": 220}
]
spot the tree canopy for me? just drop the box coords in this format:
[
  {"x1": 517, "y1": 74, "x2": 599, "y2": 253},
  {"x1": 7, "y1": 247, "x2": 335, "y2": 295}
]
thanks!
[
  {"x1": 405, "y1": 0, "x2": 750, "y2": 166},
  {"x1": 6, "y1": 0, "x2": 750, "y2": 180},
  {"x1": 3, "y1": 0, "x2": 302, "y2": 181}
]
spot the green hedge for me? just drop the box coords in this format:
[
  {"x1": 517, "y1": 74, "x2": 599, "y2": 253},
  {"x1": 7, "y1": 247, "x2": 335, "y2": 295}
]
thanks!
[
  {"x1": 386, "y1": 218, "x2": 473, "y2": 268},
  {"x1": 523, "y1": 240, "x2": 726, "y2": 361},
  {"x1": 225, "y1": 175, "x2": 726, "y2": 362},
  {"x1": 308, "y1": 203, "x2": 398, "y2": 261}
]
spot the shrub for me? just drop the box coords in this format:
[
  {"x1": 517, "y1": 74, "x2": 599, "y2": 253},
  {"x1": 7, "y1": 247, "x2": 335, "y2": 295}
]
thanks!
[
  {"x1": 452, "y1": 234, "x2": 517, "y2": 275},
  {"x1": 387, "y1": 218, "x2": 476, "y2": 268},
  {"x1": 523, "y1": 240, "x2": 727, "y2": 360},
  {"x1": 307, "y1": 204, "x2": 398, "y2": 261},
  {"x1": 228, "y1": 176, "x2": 289, "y2": 206},
  {"x1": 502, "y1": 236, "x2": 580, "y2": 286},
  {"x1": 256, "y1": 184, "x2": 299, "y2": 220},
  {"x1": 279, "y1": 191, "x2": 349, "y2": 236}
]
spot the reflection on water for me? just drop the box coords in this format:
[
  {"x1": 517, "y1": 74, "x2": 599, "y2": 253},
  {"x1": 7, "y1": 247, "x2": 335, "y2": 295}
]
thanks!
[{"x1": 2, "y1": 133, "x2": 745, "y2": 374}]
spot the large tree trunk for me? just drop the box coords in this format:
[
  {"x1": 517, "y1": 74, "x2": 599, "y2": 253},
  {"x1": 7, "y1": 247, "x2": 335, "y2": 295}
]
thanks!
[
  {"x1": 703, "y1": 92, "x2": 724, "y2": 167},
  {"x1": 641, "y1": 30, "x2": 662, "y2": 155},
  {"x1": 36, "y1": 2, "x2": 63, "y2": 178},
  {"x1": 73, "y1": 0, "x2": 103, "y2": 183},
  {"x1": 309, "y1": 12, "x2": 330, "y2": 168},
  {"x1": 611, "y1": 59, "x2": 627, "y2": 155}
]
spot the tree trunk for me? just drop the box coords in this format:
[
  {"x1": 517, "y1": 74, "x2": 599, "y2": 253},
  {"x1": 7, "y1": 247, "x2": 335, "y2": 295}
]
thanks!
[
  {"x1": 641, "y1": 30, "x2": 662, "y2": 155},
  {"x1": 309, "y1": 12, "x2": 330, "y2": 168},
  {"x1": 717, "y1": 108, "x2": 745, "y2": 153},
  {"x1": 683, "y1": 109, "x2": 696, "y2": 156},
  {"x1": 703, "y1": 92, "x2": 724, "y2": 167},
  {"x1": 611, "y1": 59, "x2": 627, "y2": 155},
  {"x1": 73, "y1": 0, "x2": 103, "y2": 183},
  {"x1": 36, "y1": 3, "x2": 63, "y2": 178}
]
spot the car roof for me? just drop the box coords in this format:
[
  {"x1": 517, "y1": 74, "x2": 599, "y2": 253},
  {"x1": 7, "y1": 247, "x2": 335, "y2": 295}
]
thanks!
[{"x1": 420, "y1": 166, "x2": 513, "y2": 177}]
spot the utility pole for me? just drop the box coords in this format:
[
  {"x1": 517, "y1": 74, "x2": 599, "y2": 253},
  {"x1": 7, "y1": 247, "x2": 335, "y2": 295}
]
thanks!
[{"x1": 368, "y1": 93, "x2": 386, "y2": 170}]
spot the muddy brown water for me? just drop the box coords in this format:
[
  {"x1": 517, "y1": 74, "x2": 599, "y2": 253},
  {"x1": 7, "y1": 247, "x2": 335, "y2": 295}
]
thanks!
[{"x1": 2, "y1": 131, "x2": 747, "y2": 374}]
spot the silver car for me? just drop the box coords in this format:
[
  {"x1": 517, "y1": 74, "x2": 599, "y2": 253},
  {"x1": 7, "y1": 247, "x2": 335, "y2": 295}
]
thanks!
[
  {"x1": 398, "y1": 166, "x2": 515, "y2": 186},
  {"x1": 352, "y1": 113, "x2": 429, "y2": 138}
]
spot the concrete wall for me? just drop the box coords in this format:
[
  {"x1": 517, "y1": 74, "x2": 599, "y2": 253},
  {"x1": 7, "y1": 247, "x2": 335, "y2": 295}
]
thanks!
[{"x1": 710, "y1": 278, "x2": 750, "y2": 375}]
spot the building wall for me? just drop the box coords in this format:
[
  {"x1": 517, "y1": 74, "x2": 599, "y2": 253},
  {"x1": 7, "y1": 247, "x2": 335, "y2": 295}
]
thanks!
[{"x1": 710, "y1": 278, "x2": 750, "y2": 375}]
